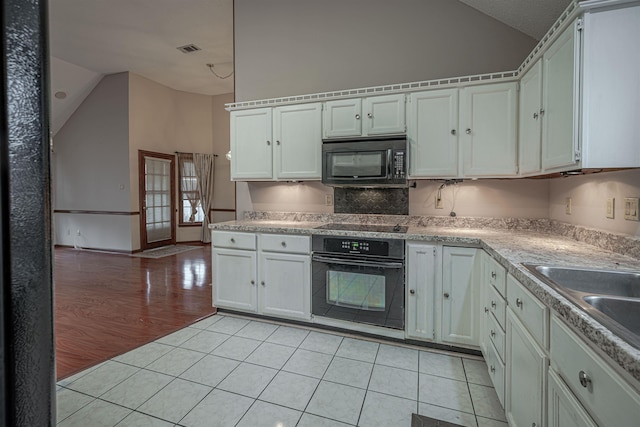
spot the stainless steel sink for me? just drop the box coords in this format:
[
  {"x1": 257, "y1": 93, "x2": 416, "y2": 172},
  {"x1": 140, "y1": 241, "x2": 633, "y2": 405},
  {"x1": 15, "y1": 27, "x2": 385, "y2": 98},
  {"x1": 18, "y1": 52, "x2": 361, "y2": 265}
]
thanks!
[{"x1": 523, "y1": 264, "x2": 640, "y2": 349}]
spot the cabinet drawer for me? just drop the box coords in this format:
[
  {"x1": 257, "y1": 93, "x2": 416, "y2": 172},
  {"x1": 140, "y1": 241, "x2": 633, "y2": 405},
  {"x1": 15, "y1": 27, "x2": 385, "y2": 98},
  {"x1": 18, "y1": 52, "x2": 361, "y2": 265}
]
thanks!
[
  {"x1": 261, "y1": 234, "x2": 310, "y2": 254},
  {"x1": 488, "y1": 284, "x2": 506, "y2": 330},
  {"x1": 550, "y1": 316, "x2": 640, "y2": 426},
  {"x1": 507, "y1": 274, "x2": 548, "y2": 349},
  {"x1": 212, "y1": 231, "x2": 256, "y2": 250},
  {"x1": 488, "y1": 312, "x2": 506, "y2": 363},
  {"x1": 485, "y1": 341, "x2": 505, "y2": 407},
  {"x1": 486, "y1": 254, "x2": 507, "y2": 297}
]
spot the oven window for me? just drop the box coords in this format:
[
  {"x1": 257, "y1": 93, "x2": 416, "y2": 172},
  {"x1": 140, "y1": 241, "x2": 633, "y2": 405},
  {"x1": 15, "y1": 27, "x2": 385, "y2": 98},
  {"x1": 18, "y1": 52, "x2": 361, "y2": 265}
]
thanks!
[
  {"x1": 327, "y1": 270, "x2": 385, "y2": 311},
  {"x1": 329, "y1": 152, "x2": 385, "y2": 178}
]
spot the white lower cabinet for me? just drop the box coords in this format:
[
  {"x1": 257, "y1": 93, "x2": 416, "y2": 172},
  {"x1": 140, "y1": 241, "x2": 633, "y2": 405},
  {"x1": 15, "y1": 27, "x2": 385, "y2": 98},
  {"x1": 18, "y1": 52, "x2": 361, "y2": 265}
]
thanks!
[
  {"x1": 212, "y1": 231, "x2": 311, "y2": 321},
  {"x1": 441, "y1": 246, "x2": 479, "y2": 347},
  {"x1": 548, "y1": 368, "x2": 597, "y2": 427},
  {"x1": 505, "y1": 307, "x2": 548, "y2": 427},
  {"x1": 405, "y1": 242, "x2": 437, "y2": 340},
  {"x1": 259, "y1": 251, "x2": 310, "y2": 320}
]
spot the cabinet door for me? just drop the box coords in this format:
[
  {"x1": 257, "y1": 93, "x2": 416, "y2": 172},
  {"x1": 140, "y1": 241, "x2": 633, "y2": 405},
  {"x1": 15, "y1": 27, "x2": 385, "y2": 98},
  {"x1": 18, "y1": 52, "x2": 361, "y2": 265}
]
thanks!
[
  {"x1": 323, "y1": 99, "x2": 362, "y2": 138},
  {"x1": 259, "y1": 252, "x2": 311, "y2": 320},
  {"x1": 548, "y1": 368, "x2": 597, "y2": 427},
  {"x1": 230, "y1": 108, "x2": 273, "y2": 180},
  {"x1": 408, "y1": 89, "x2": 459, "y2": 178},
  {"x1": 274, "y1": 103, "x2": 322, "y2": 180},
  {"x1": 461, "y1": 83, "x2": 518, "y2": 177},
  {"x1": 441, "y1": 247, "x2": 479, "y2": 346},
  {"x1": 542, "y1": 22, "x2": 579, "y2": 171},
  {"x1": 405, "y1": 243, "x2": 437, "y2": 340},
  {"x1": 363, "y1": 94, "x2": 406, "y2": 136},
  {"x1": 506, "y1": 308, "x2": 547, "y2": 427},
  {"x1": 519, "y1": 60, "x2": 543, "y2": 175},
  {"x1": 212, "y1": 248, "x2": 257, "y2": 312}
]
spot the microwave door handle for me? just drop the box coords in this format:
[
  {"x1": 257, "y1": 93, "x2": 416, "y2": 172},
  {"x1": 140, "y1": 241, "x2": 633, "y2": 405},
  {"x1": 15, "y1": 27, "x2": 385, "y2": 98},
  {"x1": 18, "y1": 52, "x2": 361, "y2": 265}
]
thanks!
[
  {"x1": 312, "y1": 254, "x2": 403, "y2": 269},
  {"x1": 387, "y1": 149, "x2": 393, "y2": 178}
]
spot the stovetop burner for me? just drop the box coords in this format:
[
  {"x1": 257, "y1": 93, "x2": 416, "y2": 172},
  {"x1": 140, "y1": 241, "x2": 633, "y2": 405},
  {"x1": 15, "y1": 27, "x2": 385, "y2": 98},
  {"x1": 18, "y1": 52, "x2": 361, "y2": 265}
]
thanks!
[{"x1": 314, "y1": 223, "x2": 408, "y2": 233}]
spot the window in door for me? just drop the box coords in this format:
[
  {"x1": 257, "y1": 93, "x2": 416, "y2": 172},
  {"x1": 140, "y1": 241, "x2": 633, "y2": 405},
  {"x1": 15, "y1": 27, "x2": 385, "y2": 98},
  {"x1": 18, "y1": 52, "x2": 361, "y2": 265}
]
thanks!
[{"x1": 178, "y1": 153, "x2": 204, "y2": 226}]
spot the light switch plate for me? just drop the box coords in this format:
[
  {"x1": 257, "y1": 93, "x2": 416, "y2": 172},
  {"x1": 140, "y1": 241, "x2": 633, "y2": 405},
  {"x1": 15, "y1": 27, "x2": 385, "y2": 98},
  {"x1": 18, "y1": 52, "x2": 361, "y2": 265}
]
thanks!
[
  {"x1": 624, "y1": 197, "x2": 639, "y2": 221},
  {"x1": 606, "y1": 198, "x2": 615, "y2": 219},
  {"x1": 565, "y1": 197, "x2": 572, "y2": 215},
  {"x1": 435, "y1": 195, "x2": 443, "y2": 209}
]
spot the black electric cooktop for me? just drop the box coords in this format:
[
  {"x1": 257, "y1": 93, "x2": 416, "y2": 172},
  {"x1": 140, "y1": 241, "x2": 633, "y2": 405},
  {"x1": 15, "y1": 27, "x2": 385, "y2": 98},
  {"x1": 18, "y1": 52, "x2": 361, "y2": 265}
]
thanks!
[{"x1": 314, "y1": 223, "x2": 408, "y2": 233}]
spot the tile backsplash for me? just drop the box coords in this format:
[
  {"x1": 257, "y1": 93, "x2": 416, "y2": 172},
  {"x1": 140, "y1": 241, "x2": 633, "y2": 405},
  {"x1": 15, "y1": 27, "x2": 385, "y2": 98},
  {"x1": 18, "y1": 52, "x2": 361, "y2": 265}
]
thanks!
[{"x1": 334, "y1": 188, "x2": 408, "y2": 215}]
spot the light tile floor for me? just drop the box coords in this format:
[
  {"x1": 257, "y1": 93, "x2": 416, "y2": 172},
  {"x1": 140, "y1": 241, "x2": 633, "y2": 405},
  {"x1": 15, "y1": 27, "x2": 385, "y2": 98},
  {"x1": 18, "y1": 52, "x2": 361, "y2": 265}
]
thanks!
[{"x1": 57, "y1": 314, "x2": 508, "y2": 427}]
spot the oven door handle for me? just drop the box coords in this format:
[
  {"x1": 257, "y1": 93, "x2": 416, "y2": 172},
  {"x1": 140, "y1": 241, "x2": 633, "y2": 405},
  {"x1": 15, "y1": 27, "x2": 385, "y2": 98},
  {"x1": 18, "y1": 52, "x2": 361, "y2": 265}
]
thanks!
[{"x1": 311, "y1": 254, "x2": 403, "y2": 269}]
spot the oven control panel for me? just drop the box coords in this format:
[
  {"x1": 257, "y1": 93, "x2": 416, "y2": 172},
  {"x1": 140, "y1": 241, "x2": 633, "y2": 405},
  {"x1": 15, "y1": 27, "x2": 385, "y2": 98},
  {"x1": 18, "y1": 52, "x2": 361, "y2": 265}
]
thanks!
[{"x1": 324, "y1": 238, "x2": 389, "y2": 256}]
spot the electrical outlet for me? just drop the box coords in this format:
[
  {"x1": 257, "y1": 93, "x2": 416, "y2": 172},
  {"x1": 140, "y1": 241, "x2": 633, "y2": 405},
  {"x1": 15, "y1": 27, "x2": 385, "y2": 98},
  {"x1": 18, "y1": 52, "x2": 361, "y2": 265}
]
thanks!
[
  {"x1": 435, "y1": 195, "x2": 443, "y2": 209},
  {"x1": 565, "y1": 197, "x2": 572, "y2": 215},
  {"x1": 325, "y1": 194, "x2": 333, "y2": 206},
  {"x1": 624, "y1": 197, "x2": 639, "y2": 221},
  {"x1": 606, "y1": 198, "x2": 615, "y2": 219}
]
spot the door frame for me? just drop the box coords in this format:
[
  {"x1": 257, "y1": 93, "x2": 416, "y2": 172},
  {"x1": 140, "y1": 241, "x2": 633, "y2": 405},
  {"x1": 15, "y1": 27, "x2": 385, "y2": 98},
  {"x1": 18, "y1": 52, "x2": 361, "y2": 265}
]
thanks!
[{"x1": 138, "y1": 150, "x2": 176, "y2": 250}]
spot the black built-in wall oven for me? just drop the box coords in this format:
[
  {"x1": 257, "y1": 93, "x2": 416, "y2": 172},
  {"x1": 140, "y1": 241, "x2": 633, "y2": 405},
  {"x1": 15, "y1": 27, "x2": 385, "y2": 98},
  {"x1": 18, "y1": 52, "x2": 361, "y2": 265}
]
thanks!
[{"x1": 311, "y1": 233, "x2": 405, "y2": 330}]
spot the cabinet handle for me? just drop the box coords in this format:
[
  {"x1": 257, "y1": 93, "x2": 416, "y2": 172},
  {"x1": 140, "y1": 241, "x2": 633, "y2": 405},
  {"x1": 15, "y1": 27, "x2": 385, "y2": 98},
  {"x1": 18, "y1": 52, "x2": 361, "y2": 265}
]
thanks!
[
  {"x1": 490, "y1": 330, "x2": 496, "y2": 338},
  {"x1": 276, "y1": 140, "x2": 281, "y2": 145},
  {"x1": 491, "y1": 271, "x2": 497, "y2": 279},
  {"x1": 250, "y1": 280, "x2": 255, "y2": 285},
  {"x1": 533, "y1": 112, "x2": 539, "y2": 119},
  {"x1": 266, "y1": 140, "x2": 271, "y2": 146},
  {"x1": 261, "y1": 281, "x2": 265, "y2": 286},
  {"x1": 355, "y1": 114, "x2": 361, "y2": 120},
  {"x1": 451, "y1": 129, "x2": 456, "y2": 135},
  {"x1": 484, "y1": 307, "x2": 489, "y2": 313},
  {"x1": 539, "y1": 109, "x2": 545, "y2": 116},
  {"x1": 465, "y1": 128, "x2": 471, "y2": 134},
  {"x1": 491, "y1": 301, "x2": 496, "y2": 308},
  {"x1": 516, "y1": 298, "x2": 523, "y2": 308},
  {"x1": 281, "y1": 241, "x2": 287, "y2": 247},
  {"x1": 410, "y1": 289, "x2": 416, "y2": 295},
  {"x1": 579, "y1": 370, "x2": 591, "y2": 388},
  {"x1": 367, "y1": 113, "x2": 373, "y2": 118},
  {"x1": 443, "y1": 292, "x2": 450, "y2": 299},
  {"x1": 490, "y1": 365, "x2": 495, "y2": 373},
  {"x1": 230, "y1": 238, "x2": 235, "y2": 243}
]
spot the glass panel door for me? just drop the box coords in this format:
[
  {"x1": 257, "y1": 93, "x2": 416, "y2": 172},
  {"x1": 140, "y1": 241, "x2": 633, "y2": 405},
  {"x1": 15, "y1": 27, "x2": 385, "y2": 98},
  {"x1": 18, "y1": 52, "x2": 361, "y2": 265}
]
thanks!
[{"x1": 138, "y1": 151, "x2": 175, "y2": 250}]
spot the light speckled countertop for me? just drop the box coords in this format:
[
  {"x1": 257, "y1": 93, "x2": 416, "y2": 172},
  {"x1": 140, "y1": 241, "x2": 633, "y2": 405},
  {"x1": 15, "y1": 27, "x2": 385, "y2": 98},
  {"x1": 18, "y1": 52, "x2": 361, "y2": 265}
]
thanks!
[{"x1": 210, "y1": 219, "x2": 640, "y2": 385}]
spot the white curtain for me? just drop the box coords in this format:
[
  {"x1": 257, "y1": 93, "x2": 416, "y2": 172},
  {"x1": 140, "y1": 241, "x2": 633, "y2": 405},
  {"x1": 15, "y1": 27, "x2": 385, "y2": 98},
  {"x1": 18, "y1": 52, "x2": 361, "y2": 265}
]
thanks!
[
  {"x1": 178, "y1": 154, "x2": 199, "y2": 223},
  {"x1": 193, "y1": 153, "x2": 215, "y2": 243}
]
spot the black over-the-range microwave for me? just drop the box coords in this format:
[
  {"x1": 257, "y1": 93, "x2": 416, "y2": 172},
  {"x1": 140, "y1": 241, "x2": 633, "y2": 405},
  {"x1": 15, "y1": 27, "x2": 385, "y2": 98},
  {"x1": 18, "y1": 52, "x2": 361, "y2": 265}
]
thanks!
[{"x1": 321, "y1": 136, "x2": 408, "y2": 188}]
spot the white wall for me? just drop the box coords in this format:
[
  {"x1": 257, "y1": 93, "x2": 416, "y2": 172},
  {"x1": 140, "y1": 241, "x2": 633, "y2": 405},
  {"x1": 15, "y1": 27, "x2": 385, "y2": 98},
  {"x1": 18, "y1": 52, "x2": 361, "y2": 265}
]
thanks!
[
  {"x1": 234, "y1": 0, "x2": 536, "y2": 101},
  {"x1": 549, "y1": 169, "x2": 640, "y2": 237},
  {"x1": 409, "y1": 179, "x2": 549, "y2": 218},
  {"x1": 128, "y1": 73, "x2": 217, "y2": 247},
  {"x1": 53, "y1": 72, "x2": 132, "y2": 251}
]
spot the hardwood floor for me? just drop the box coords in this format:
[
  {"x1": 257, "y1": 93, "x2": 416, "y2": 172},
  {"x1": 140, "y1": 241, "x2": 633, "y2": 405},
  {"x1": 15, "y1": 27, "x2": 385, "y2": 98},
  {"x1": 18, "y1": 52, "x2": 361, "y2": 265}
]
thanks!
[{"x1": 54, "y1": 245, "x2": 216, "y2": 380}]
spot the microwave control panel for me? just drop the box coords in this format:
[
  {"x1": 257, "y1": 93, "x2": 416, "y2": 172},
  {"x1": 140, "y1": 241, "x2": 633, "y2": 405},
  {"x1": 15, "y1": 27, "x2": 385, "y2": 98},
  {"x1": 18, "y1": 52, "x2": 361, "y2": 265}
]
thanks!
[{"x1": 393, "y1": 150, "x2": 406, "y2": 179}]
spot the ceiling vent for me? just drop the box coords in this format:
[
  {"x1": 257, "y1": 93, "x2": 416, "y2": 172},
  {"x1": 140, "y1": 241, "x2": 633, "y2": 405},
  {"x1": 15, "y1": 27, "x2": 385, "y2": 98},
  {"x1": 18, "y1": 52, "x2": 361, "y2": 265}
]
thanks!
[{"x1": 176, "y1": 44, "x2": 201, "y2": 54}]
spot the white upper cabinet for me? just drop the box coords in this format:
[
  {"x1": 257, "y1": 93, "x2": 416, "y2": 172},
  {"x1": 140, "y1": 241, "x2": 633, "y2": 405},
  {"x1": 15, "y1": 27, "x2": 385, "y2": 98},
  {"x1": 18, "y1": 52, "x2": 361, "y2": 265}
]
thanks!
[
  {"x1": 323, "y1": 94, "x2": 405, "y2": 139},
  {"x1": 230, "y1": 108, "x2": 273, "y2": 180},
  {"x1": 408, "y1": 89, "x2": 459, "y2": 178},
  {"x1": 542, "y1": 22, "x2": 580, "y2": 172},
  {"x1": 461, "y1": 82, "x2": 518, "y2": 177},
  {"x1": 518, "y1": 60, "x2": 543, "y2": 175},
  {"x1": 231, "y1": 104, "x2": 322, "y2": 181},
  {"x1": 581, "y1": 3, "x2": 640, "y2": 168},
  {"x1": 273, "y1": 103, "x2": 322, "y2": 180}
]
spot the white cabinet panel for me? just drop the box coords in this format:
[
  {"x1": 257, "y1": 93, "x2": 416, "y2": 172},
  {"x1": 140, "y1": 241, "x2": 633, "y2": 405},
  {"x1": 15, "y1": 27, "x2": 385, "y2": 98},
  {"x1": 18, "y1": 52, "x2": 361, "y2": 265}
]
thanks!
[
  {"x1": 259, "y1": 252, "x2": 311, "y2": 320},
  {"x1": 230, "y1": 108, "x2": 273, "y2": 180},
  {"x1": 442, "y1": 246, "x2": 479, "y2": 346},
  {"x1": 542, "y1": 22, "x2": 580, "y2": 171},
  {"x1": 405, "y1": 242, "x2": 437, "y2": 340},
  {"x1": 548, "y1": 368, "x2": 597, "y2": 427},
  {"x1": 274, "y1": 103, "x2": 322, "y2": 180},
  {"x1": 363, "y1": 94, "x2": 406, "y2": 135},
  {"x1": 518, "y1": 59, "x2": 543, "y2": 175},
  {"x1": 506, "y1": 308, "x2": 547, "y2": 427},
  {"x1": 212, "y1": 247, "x2": 257, "y2": 312},
  {"x1": 408, "y1": 89, "x2": 459, "y2": 178},
  {"x1": 323, "y1": 99, "x2": 362, "y2": 138},
  {"x1": 461, "y1": 83, "x2": 518, "y2": 177}
]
